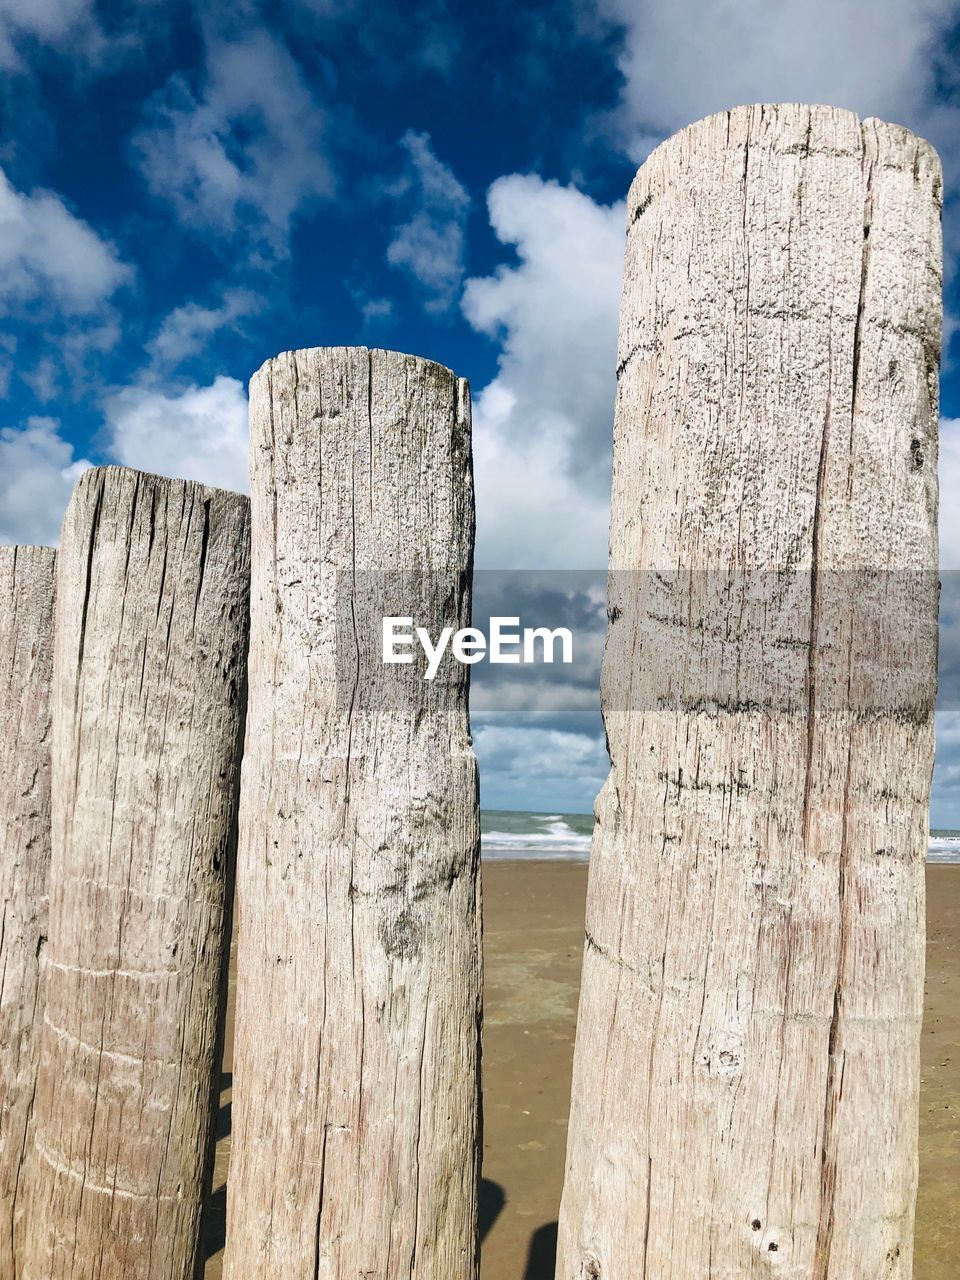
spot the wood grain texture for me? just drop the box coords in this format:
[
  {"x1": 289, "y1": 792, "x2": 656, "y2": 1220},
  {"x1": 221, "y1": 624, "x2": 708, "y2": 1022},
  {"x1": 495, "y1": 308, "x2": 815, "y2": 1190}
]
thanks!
[
  {"x1": 18, "y1": 467, "x2": 250, "y2": 1280},
  {"x1": 223, "y1": 347, "x2": 481, "y2": 1280},
  {"x1": 0, "y1": 546, "x2": 56, "y2": 1279},
  {"x1": 556, "y1": 105, "x2": 941, "y2": 1279}
]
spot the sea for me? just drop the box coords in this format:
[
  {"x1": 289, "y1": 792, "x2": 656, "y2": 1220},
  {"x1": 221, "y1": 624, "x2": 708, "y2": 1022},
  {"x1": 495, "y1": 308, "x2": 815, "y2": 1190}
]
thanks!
[
  {"x1": 481, "y1": 810, "x2": 594, "y2": 860},
  {"x1": 929, "y1": 831, "x2": 960, "y2": 864},
  {"x1": 480, "y1": 811, "x2": 960, "y2": 865}
]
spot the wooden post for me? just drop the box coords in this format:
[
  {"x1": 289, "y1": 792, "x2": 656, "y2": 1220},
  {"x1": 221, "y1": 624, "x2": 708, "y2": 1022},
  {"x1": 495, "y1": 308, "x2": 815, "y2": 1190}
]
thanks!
[
  {"x1": 223, "y1": 348, "x2": 481, "y2": 1279},
  {"x1": 557, "y1": 105, "x2": 941, "y2": 1278},
  {"x1": 0, "y1": 546, "x2": 56, "y2": 1277},
  {"x1": 18, "y1": 467, "x2": 250, "y2": 1279}
]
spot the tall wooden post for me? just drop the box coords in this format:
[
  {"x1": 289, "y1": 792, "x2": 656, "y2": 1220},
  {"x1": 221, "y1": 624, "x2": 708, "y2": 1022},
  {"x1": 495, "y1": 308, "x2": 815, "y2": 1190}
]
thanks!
[
  {"x1": 0, "y1": 546, "x2": 56, "y2": 1277},
  {"x1": 557, "y1": 106, "x2": 941, "y2": 1278},
  {"x1": 18, "y1": 467, "x2": 250, "y2": 1279},
  {"x1": 223, "y1": 347, "x2": 482, "y2": 1279}
]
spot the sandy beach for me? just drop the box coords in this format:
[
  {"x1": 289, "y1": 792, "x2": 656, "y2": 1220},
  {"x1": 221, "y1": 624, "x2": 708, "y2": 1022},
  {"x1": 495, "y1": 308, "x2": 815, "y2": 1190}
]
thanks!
[{"x1": 203, "y1": 862, "x2": 959, "y2": 1278}]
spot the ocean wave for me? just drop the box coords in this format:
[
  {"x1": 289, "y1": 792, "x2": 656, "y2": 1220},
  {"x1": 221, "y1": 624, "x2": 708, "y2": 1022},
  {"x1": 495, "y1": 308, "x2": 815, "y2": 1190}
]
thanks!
[
  {"x1": 479, "y1": 813, "x2": 960, "y2": 863},
  {"x1": 481, "y1": 813, "x2": 592, "y2": 860},
  {"x1": 929, "y1": 833, "x2": 960, "y2": 863}
]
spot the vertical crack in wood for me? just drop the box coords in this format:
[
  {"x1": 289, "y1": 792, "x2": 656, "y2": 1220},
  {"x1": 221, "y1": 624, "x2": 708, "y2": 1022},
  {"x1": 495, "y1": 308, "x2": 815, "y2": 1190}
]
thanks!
[
  {"x1": 0, "y1": 546, "x2": 56, "y2": 1280},
  {"x1": 556, "y1": 104, "x2": 939, "y2": 1280},
  {"x1": 812, "y1": 123, "x2": 877, "y2": 1280},
  {"x1": 16, "y1": 468, "x2": 249, "y2": 1279},
  {"x1": 225, "y1": 350, "x2": 480, "y2": 1279}
]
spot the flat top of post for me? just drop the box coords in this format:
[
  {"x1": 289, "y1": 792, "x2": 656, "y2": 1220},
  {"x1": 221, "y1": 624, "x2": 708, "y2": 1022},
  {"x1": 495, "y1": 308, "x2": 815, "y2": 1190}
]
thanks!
[
  {"x1": 0, "y1": 544, "x2": 57, "y2": 558},
  {"x1": 250, "y1": 345, "x2": 465, "y2": 388},
  {"x1": 629, "y1": 103, "x2": 942, "y2": 208},
  {"x1": 69, "y1": 463, "x2": 249, "y2": 506}
]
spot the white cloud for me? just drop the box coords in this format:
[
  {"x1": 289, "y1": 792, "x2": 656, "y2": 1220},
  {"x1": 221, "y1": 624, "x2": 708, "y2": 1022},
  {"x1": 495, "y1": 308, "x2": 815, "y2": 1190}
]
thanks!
[
  {"x1": 469, "y1": 385, "x2": 611, "y2": 569},
  {"x1": 0, "y1": 334, "x2": 14, "y2": 398},
  {"x1": 134, "y1": 30, "x2": 333, "y2": 254},
  {"x1": 933, "y1": 761, "x2": 960, "y2": 792},
  {"x1": 462, "y1": 175, "x2": 624, "y2": 567},
  {"x1": 1, "y1": 375, "x2": 251, "y2": 545},
  {"x1": 597, "y1": 0, "x2": 959, "y2": 159},
  {"x1": 942, "y1": 419, "x2": 960, "y2": 569},
  {"x1": 937, "y1": 709, "x2": 960, "y2": 747},
  {"x1": 471, "y1": 671, "x2": 602, "y2": 729},
  {"x1": 104, "y1": 375, "x2": 249, "y2": 494},
  {"x1": 0, "y1": 416, "x2": 90, "y2": 544},
  {"x1": 0, "y1": 167, "x2": 131, "y2": 313},
  {"x1": 387, "y1": 130, "x2": 470, "y2": 312},
  {"x1": 474, "y1": 724, "x2": 607, "y2": 778},
  {"x1": 0, "y1": 0, "x2": 98, "y2": 70},
  {"x1": 146, "y1": 289, "x2": 260, "y2": 367},
  {"x1": 360, "y1": 296, "x2": 393, "y2": 324},
  {"x1": 22, "y1": 356, "x2": 59, "y2": 401},
  {"x1": 472, "y1": 723, "x2": 608, "y2": 811}
]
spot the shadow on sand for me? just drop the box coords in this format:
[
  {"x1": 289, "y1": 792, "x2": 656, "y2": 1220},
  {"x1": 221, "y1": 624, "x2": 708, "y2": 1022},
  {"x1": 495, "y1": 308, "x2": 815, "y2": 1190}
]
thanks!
[
  {"x1": 479, "y1": 1180, "x2": 559, "y2": 1279},
  {"x1": 479, "y1": 1177, "x2": 506, "y2": 1242},
  {"x1": 521, "y1": 1221, "x2": 558, "y2": 1279}
]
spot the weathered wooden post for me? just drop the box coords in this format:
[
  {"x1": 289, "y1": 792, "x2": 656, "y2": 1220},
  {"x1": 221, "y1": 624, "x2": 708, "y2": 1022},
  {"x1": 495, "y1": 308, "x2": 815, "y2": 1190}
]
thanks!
[
  {"x1": 557, "y1": 105, "x2": 941, "y2": 1278},
  {"x1": 223, "y1": 347, "x2": 482, "y2": 1279},
  {"x1": 0, "y1": 546, "x2": 56, "y2": 1277},
  {"x1": 18, "y1": 467, "x2": 250, "y2": 1279}
]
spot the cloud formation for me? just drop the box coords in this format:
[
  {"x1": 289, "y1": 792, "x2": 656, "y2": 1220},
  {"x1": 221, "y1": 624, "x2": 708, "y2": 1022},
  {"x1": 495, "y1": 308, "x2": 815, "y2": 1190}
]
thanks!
[
  {"x1": 0, "y1": 416, "x2": 89, "y2": 544},
  {"x1": 104, "y1": 375, "x2": 250, "y2": 494},
  {"x1": 0, "y1": 167, "x2": 131, "y2": 313},
  {"x1": 463, "y1": 174, "x2": 624, "y2": 567},
  {"x1": 597, "y1": 0, "x2": 960, "y2": 160},
  {"x1": 472, "y1": 723, "x2": 608, "y2": 812},
  {"x1": 0, "y1": 371, "x2": 251, "y2": 543},
  {"x1": 942, "y1": 418, "x2": 960, "y2": 569},
  {"x1": 134, "y1": 30, "x2": 333, "y2": 254},
  {"x1": 146, "y1": 289, "x2": 261, "y2": 368},
  {"x1": 0, "y1": 0, "x2": 99, "y2": 70},
  {"x1": 386, "y1": 130, "x2": 470, "y2": 312}
]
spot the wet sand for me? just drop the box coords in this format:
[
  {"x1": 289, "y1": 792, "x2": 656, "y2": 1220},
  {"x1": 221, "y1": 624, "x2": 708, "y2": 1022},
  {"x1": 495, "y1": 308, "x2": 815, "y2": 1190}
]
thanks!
[{"x1": 203, "y1": 862, "x2": 960, "y2": 1278}]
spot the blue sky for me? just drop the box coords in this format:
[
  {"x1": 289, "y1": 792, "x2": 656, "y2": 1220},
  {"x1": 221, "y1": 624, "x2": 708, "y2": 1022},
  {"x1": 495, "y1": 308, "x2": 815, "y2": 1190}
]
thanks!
[{"x1": 1, "y1": 0, "x2": 959, "y2": 817}]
